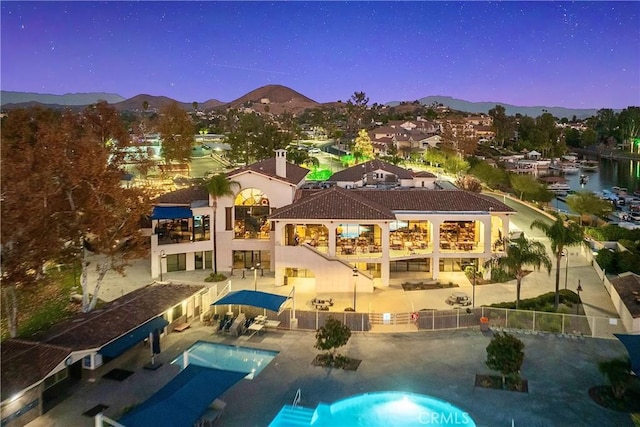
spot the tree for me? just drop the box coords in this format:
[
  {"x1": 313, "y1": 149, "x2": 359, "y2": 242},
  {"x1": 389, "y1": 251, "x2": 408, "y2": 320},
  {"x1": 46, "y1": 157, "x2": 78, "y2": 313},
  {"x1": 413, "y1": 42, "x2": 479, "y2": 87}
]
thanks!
[
  {"x1": 486, "y1": 332, "x2": 525, "y2": 387},
  {"x1": 618, "y1": 107, "x2": 640, "y2": 153},
  {"x1": 1, "y1": 104, "x2": 152, "y2": 319},
  {"x1": 598, "y1": 357, "x2": 633, "y2": 400},
  {"x1": 204, "y1": 174, "x2": 240, "y2": 275},
  {"x1": 488, "y1": 105, "x2": 514, "y2": 147},
  {"x1": 315, "y1": 317, "x2": 351, "y2": 363},
  {"x1": 484, "y1": 235, "x2": 552, "y2": 309},
  {"x1": 566, "y1": 191, "x2": 613, "y2": 225},
  {"x1": 509, "y1": 174, "x2": 546, "y2": 201},
  {"x1": 353, "y1": 129, "x2": 374, "y2": 161},
  {"x1": 157, "y1": 101, "x2": 195, "y2": 164},
  {"x1": 454, "y1": 175, "x2": 482, "y2": 193},
  {"x1": 530, "y1": 215, "x2": 584, "y2": 310},
  {"x1": 287, "y1": 148, "x2": 319, "y2": 169},
  {"x1": 346, "y1": 91, "x2": 369, "y2": 133}
]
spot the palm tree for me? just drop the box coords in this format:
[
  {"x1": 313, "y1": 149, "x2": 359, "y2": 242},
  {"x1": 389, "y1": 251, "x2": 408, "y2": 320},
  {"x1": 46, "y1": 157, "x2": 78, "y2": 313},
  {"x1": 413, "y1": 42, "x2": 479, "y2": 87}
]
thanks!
[
  {"x1": 204, "y1": 174, "x2": 240, "y2": 275},
  {"x1": 485, "y1": 235, "x2": 552, "y2": 309},
  {"x1": 598, "y1": 357, "x2": 633, "y2": 400},
  {"x1": 530, "y1": 215, "x2": 584, "y2": 310}
]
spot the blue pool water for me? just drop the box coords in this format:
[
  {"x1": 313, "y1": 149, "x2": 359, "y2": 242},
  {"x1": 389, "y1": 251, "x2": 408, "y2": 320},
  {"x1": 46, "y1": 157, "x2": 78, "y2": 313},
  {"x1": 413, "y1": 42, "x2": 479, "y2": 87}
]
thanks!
[
  {"x1": 269, "y1": 391, "x2": 476, "y2": 426},
  {"x1": 171, "y1": 341, "x2": 278, "y2": 379}
]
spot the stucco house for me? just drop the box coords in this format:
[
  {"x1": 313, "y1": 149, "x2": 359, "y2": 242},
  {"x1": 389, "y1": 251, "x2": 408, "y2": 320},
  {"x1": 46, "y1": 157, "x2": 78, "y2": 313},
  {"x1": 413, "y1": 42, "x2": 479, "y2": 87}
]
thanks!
[{"x1": 150, "y1": 151, "x2": 515, "y2": 295}]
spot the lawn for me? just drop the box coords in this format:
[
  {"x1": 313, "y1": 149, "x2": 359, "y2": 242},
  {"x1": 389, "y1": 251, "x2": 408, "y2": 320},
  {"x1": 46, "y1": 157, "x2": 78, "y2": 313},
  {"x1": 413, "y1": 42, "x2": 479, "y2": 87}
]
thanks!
[{"x1": 1, "y1": 266, "x2": 81, "y2": 340}]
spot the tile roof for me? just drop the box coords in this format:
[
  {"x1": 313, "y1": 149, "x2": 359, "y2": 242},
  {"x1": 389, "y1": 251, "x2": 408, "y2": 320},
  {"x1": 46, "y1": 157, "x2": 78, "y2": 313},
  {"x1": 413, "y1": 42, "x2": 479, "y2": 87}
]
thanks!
[
  {"x1": 153, "y1": 186, "x2": 209, "y2": 205},
  {"x1": 1, "y1": 340, "x2": 71, "y2": 400},
  {"x1": 353, "y1": 189, "x2": 516, "y2": 213},
  {"x1": 610, "y1": 273, "x2": 640, "y2": 318},
  {"x1": 273, "y1": 188, "x2": 514, "y2": 220},
  {"x1": 412, "y1": 170, "x2": 437, "y2": 178},
  {"x1": 35, "y1": 284, "x2": 205, "y2": 350},
  {"x1": 227, "y1": 157, "x2": 309, "y2": 185},
  {"x1": 328, "y1": 160, "x2": 415, "y2": 182},
  {"x1": 270, "y1": 186, "x2": 395, "y2": 220}
]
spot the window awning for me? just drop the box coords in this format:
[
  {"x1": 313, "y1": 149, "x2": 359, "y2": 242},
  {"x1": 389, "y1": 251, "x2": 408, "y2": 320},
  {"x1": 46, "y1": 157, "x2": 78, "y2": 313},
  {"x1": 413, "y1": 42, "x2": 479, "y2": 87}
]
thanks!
[
  {"x1": 152, "y1": 206, "x2": 193, "y2": 220},
  {"x1": 118, "y1": 365, "x2": 247, "y2": 427},
  {"x1": 99, "y1": 316, "x2": 168, "y2": 359},
  {"x1": 211, "y1": 290, "x2": 290, "y2": 313}
]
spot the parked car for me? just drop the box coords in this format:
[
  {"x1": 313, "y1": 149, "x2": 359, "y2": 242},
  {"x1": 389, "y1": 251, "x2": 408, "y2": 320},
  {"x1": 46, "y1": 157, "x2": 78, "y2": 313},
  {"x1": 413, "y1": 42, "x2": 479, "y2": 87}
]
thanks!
[
  {"x1": 446, "y1": 292, "x2": 472, "y2": 306},
  {"x1": 308, "y1": 148, "x2": 321, "y2": 154}
]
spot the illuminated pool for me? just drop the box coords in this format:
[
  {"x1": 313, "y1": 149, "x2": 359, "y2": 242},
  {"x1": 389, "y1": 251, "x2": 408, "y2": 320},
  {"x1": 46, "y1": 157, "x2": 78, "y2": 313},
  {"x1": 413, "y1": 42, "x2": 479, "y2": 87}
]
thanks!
[
  {"x1": 269, "y1": 391, "x2": 476, "y2": 426},
  {"x1": 171, "y1": 340, "x2": 278, "y2": 379}
]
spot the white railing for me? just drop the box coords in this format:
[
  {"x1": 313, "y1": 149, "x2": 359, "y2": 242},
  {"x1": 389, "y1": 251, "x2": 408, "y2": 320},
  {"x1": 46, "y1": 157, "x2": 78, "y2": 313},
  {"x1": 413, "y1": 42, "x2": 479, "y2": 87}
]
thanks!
[
  {"x1": 292, "y1": 388, "x2": 301, "y2": 408},
  {"x1": 95, "y1": 413, "x2": 125, "y2": 427}
]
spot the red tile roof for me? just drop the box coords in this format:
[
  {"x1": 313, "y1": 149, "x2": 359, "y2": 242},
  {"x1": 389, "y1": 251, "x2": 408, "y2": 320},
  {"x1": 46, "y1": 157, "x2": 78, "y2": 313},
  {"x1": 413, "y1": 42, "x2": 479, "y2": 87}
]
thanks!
[
  {"x1": 329, "y1": 160, "x2": 415, "y2": 182},
  {"x1": 352, "y1": 189, "x2": 516, "y2": 213},
  {"x1": 273, "y1": 187, "x2": 514, "y2": 220},
  {"x1": 271, "y1": 186, "x2": 395, "y2": 220},
  {"x1": 227, "y1": 157, "x2": 309, "y2": 185}
]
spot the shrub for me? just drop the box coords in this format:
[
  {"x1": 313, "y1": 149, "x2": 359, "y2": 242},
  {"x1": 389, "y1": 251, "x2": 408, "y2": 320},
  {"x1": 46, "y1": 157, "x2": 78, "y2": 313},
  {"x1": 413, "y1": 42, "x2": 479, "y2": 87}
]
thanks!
[
  {"x1": 486, "y1": 332, "x2": 525, "y2": 383},
  {"x1": 204, "y1": 273, "x2": 227, "y2": 282}
]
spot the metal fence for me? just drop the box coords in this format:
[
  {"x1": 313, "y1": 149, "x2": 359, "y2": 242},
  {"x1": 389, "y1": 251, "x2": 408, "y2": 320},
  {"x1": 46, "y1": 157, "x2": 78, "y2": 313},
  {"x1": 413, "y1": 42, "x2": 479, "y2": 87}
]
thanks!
[{"x1": 272, "y1": 307, "x2": 616, "y2": 339}]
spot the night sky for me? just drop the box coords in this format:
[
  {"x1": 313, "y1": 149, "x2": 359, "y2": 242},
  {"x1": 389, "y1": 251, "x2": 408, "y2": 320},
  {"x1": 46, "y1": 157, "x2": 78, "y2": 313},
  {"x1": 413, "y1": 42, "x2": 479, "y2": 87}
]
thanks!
[{"x1": 2, "y1": 1, "x2": 639, "y2": 109}]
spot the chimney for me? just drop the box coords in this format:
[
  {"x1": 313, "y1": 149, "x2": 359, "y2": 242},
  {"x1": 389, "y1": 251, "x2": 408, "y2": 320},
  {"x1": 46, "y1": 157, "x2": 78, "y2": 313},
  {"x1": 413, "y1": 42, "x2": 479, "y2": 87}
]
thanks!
[{"x1": 275, "y1": 149, "x2": 287, "y2": 178}]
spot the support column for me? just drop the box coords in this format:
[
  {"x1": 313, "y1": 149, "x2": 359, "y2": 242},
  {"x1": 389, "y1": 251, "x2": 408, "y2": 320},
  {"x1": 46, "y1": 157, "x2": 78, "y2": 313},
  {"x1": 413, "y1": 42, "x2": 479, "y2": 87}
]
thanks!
[
  {"x1": 327, "y1": 222, "x2": 338, "y2": 256},
  {"x1": 380, "y1": 222, "x2": 390, "y2": 286}
]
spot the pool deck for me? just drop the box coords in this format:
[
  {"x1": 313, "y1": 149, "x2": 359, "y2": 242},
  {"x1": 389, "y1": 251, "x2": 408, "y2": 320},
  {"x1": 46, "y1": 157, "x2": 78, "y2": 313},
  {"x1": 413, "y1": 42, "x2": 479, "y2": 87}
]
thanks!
[{"x1": 28, "y1": 323, "x2": 632, "y2": 427}]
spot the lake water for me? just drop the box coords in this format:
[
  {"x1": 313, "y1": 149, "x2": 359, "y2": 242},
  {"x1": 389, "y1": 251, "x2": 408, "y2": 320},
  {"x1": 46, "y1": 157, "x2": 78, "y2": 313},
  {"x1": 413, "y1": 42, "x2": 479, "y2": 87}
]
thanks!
[{"x1": 563, "y1": 158, "x2": 640, "y2": 194}]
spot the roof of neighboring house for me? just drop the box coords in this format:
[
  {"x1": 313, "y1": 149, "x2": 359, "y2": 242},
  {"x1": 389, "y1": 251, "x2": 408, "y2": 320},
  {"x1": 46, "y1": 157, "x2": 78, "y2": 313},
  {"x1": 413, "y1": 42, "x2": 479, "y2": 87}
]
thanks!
[
  {"x1": 35, "y1": 284, "x2": 205, "y2": 351},
  {"x1": 271, "y1": 186, "x2": 395, "y2": 220},
  {"x1": 610, "y1": 273, "x2": 640, "y2": 318},
  {"x1": 328, "y1": 160, "x2": 415, "y2": 182},
  {"x1": 273, "y1": 187, "x2": 514, "y2": 220},
  {"x1": 227, "y1": 158, "x2": 309, "y2": 185},
  {"x1": 153, "y1": 186, "x2": 209, "y2": 205},
  {"x1": 1, "y1": 340, "x2": 72, "y2": 401},
  {"x1": 412, "y1": 170, "x2": 437, "y2": 178}
]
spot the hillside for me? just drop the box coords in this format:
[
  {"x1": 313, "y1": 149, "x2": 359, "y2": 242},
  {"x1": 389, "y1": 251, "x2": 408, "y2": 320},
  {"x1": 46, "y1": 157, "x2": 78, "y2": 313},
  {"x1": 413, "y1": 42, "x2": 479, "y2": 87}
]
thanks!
[
  {"x1": 224, "y1": 84, "x2": 320, "y2": 114},
  {"x1": 1, "y1": 91, "x2": 125, "y2": 106},
  {"x1": 387, "y1": 95, "x2": 603, "y2": 119}
]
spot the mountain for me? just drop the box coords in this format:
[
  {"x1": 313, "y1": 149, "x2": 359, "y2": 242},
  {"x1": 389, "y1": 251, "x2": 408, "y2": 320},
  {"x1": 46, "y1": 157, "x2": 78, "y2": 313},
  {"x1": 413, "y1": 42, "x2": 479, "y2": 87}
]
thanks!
[
  {"x1": 223, "y1": 84, "x2": 320, "y2": 114},
  {"x1": 1, "y1": 91, "x2": 125, "y2": 106},
  {"x1": 111, "y1": 94, "x2": 192, "y2": 112},
  {"x1": 387, "y1": 96, "x2": 602, "y2": 119}
]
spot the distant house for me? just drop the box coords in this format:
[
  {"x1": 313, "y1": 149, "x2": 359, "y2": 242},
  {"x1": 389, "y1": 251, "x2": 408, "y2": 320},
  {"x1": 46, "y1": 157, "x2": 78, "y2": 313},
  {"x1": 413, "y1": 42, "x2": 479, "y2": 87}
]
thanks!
[{"x1": 608, "y1": 272, "x2": 640, "y2": 333}]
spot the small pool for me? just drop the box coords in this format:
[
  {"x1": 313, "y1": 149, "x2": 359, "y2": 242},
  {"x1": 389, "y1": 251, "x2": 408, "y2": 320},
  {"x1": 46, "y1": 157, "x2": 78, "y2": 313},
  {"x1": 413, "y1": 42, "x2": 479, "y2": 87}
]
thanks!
[
  {"x1": 270, "y1": 391, "x2": 476, "y2": 426},
  {"x1": 171, "y1": 341, "x2": 278, "y2": 379}
]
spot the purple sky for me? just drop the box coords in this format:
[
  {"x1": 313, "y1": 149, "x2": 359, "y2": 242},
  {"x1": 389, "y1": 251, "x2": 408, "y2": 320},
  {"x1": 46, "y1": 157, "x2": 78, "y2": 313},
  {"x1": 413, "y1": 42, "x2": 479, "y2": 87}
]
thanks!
[{"x1": 2, "y1": 1, "x2": 639, "y2": 109}]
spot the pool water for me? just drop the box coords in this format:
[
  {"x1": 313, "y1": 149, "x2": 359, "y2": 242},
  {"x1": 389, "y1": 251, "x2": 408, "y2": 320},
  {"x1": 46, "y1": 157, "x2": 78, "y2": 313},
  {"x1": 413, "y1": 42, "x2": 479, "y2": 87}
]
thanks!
[
  {"x1": 171, "y1": 340, "x2": 278, "y2": 379},
  {"x1": 269, "y1": 391, "x2": 476, "y2": 426}
]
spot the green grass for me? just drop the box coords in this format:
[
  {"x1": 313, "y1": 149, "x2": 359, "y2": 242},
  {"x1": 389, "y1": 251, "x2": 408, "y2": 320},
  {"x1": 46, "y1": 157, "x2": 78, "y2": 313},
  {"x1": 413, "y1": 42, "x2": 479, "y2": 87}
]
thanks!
[
  {"x1": 1, "y1": 266, "x2": 80, "y2": 340},
  {"x1": 306, "y1": 168, "x2": 332, "y2": 181}
]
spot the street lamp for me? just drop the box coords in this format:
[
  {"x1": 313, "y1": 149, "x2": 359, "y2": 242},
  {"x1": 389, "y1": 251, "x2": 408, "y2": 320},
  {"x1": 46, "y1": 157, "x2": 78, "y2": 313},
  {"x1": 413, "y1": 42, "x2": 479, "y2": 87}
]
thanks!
[
  {"x1": 352, "y1": 266, "x2": 359, "y2": 312},
  {"x1": 252, "y1": 263, "x2": 261, "y2": 292},
  {"x1": 160, "y1": 250, "x2": 166, "y2": 282},
  {"x1": 562, "y1": 248, "x2": 569, "y2": 290},
  {"x1": 576, "y1": 282, "x2": 583, "y2": 315},
  {"x1": 472, "y1": 258, "x2": 477, "y2": 309}
]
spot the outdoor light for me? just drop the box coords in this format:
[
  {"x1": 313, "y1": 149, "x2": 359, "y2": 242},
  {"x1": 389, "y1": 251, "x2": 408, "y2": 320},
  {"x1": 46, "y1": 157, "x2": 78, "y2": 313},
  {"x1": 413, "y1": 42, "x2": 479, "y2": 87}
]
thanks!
[
  {"x1": 352, "y1": 266, "x2": 359, "y2": 311},
  {"x1": 576, "y1": 282, "x2": 583, "y2": 315},
  {"x1": 160, "y1": 250, "x2": 166, "y2": 282},
  {"x1": 252, "y1": 263, "x2": 261, "y2": 292}
]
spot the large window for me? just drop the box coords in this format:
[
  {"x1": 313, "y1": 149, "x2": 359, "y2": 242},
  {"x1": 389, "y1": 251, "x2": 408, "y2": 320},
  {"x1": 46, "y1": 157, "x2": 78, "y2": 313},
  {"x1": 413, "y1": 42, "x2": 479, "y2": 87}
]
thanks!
[{"x1": 234, "y1": 188, "x2": 270, "y2": 239}]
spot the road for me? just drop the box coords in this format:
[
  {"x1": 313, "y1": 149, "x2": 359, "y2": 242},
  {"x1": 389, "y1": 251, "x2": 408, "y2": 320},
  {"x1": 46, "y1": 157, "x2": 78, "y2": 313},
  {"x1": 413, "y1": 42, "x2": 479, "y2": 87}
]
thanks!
[{"x1": 487, "y1": 193, "x2": 553, "y2": 239}]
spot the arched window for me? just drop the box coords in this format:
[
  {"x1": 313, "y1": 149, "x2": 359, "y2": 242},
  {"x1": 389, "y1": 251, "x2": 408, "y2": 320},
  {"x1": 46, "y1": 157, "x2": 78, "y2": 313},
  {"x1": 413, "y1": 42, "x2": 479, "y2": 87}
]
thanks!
[{"x1": 234, "y1": 188, "x2": 270, "y2": 239}]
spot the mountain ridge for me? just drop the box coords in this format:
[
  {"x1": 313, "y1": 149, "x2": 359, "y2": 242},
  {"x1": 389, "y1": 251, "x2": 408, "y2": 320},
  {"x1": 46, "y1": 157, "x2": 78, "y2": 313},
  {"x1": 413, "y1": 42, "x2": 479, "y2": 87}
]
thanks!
[{"x1": 1, "y1": 88, "x2": 624, "y2": 119}]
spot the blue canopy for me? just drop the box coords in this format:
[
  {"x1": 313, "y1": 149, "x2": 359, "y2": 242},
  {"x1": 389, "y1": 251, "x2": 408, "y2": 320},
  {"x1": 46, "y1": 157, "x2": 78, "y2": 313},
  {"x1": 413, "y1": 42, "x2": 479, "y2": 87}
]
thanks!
[
  {"x1": 211, "y1": 290, "x2": 289, "y2": 313},
  {"x1": 99, "y1": 316, "x2": 168, "y2": 359},
  {"x1": 152, "y1": 206, "x2": 193, "y2": 220},
  {"x1": 614, "y1": 333, "x2": 640, "y2": 376},
  {"x1": 119, "y1": 365, "x2": 246, "y2": 427}
]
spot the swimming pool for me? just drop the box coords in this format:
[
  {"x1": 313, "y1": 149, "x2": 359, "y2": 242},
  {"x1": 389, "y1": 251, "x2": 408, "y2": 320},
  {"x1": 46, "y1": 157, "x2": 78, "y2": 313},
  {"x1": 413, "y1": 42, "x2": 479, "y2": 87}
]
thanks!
[
  {"x1": 269, "y1": 391, "x2": 476, "y2": 426},
  {"x1": 171, "y1": 341, "x2": 278, "y2": 380}
]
